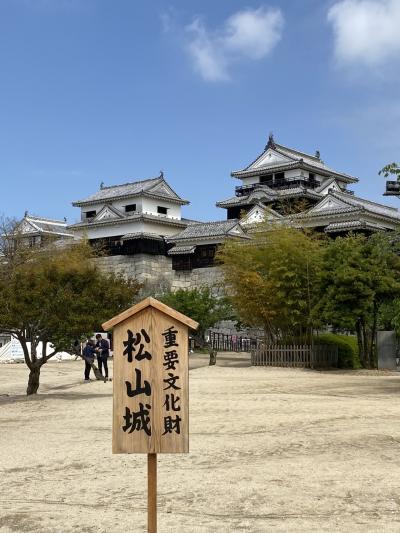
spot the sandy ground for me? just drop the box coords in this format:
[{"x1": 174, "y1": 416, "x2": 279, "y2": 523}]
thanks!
[{"x1": 1, "y1": 353, "x2": 400, "y2": 533}]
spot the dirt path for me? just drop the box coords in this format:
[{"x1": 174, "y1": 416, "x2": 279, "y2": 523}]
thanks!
[{"x1": 1, "y1": 355, "x2": 400, "y2": 532}]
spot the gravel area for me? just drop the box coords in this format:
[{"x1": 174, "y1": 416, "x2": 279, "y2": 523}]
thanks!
[{"x1": 1, "y1": 354, "x2": 400, "y2": 532}]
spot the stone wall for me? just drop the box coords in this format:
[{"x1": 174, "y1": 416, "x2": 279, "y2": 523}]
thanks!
[
  {"x1": 94, "y1": 254, "x2": 224, "y2": 293},
  {"x1": 172, "y1": 266, "x2": 223, "y2": 294}
]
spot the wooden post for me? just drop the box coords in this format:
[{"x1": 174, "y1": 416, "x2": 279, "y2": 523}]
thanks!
[{"x1": 148, "y1": 453, "x2": 157, "y2": 533}]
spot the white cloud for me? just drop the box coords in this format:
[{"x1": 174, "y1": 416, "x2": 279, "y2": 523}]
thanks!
[
  {"x1": 187, "y1": 18, "x2": 229, "y2": 82},
  {"x1": 160, "y1": 7, "x2": 179, "y2": 34},
  {"x1": 328, "y1": 0, "x2": 400, "y2": 66},
  {"x1": 186, "y1": 7, "x2": 284, "y2": 82}
]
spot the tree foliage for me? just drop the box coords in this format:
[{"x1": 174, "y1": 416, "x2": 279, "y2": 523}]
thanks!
[
  {"x1": 379, "y1": 162, "x2": 400, "y2": 180},
  {"x1": 315, "y1": 233, "x2": 400, "y2": 368},
  {"x1": 219, "y1": 223, "x2": 400, "y2": 368},
  {"x1": 219, "y1": 224, "x2": 323, "y2": 342},
  {"x1": 379, "y1": 298, "x2": 400, "y2": 334},
  {"x1": 159, "y1": 287, "x2": 233, "y2": 342},
  {"x1": 0, "y1": 240, "x2": 140, "y2": 394}
]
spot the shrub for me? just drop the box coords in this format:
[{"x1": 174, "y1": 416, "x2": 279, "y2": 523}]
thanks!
[{"x1": 315, "y1": 333, "x2": 361, "y2": 369}]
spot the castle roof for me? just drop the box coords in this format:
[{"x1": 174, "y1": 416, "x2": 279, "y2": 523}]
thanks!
[
  {"x1": 168, "y1": 244, "x2": 197, "y2": 255},
  {"x1": 294, "y1": 190, "x2": 400, "y2": 223},
  {"x1": 168, "y1": 219, "x2": 249, "y2": 242},
  {"x1": 121, "y1": 232, "x2": 164, "y2": 241},
  {"x1": 231, "y1": 136, "x2": 358, "y2": 184},
  {"x1": 216, "y1": 185, "x2": 322, "y2": 209},
  {"x1": 72, "y1": 176, "x2": 189, "y2": 207},
  {"x1": 18, "y1": 214, "x2": 73, "y2": 238},
  {"x1": 68, "y1": 212, "x2": 188, "y2": 231},
  {"x1": 324, "y1": 220, "x2": 387, "y2": 233}
]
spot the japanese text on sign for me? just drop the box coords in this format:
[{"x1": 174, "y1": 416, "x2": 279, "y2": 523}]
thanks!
[
  {"x1": 162, "y1": 327, "x2": 181, "y2": 436},
  {"x1": 122, "y1": 328, "x2": 153, "y2": 435}
]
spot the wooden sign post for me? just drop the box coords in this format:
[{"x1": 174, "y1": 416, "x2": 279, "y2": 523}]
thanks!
[{"x1": 102, "y1": 297, "x2": 198, "y2": 533}]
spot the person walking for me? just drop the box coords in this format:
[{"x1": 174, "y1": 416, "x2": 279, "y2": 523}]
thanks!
[
  {"x1": 95, "y1": 333, "x2": 110, "y2": 380},
  {"x1": 82, "y1": 340, "x2": 95, "y2": 381}
]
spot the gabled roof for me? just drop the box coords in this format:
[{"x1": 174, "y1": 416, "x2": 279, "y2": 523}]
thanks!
[
  {"x1": 26, "y1": 214, "x2": 67, "y2": 226},
  {"x1": 331, "y1": 191, "x2": 400, "y2": 219},
  {"x1": 241, "y1": 203, "x2": 283, "y2": 226},
  {"x1": 102, "y1": 297, "x2": 199, "y2": 331},
  {"x1": 276, "y1": 187, "x2": 322, "y2": 199},
  {"x1": 296, "y1": 194, "x2": 354, "y2": 216},
  {"x1": 68, "y1": 212, "x2": 188, "y2": 230},
  {"x1": 324, "y1": 220, "x2": 387, "y2": 233},
  {"x1": 216, "y1": 185, "x2": 322, "y2": 209},
  {"x1": 72, "y1": 176, "x2": 189, "y2": 207},
  {"x1": 315, "y1": 177, "x2": 342, "y2": 193},
  {"x1": 168, "y1": 244, "x2": 197, "y2": 255},
  {"x1": 18, "y1": 215, "x2": 73, "y2": 237},
  {"x1": 167, "y1": 219, "x2": 249, "y2": 242},
  {"x1": 294, "y1": 191, "x2": 400, "y2": 224},
  {"x1": 231, "y1": 136, "x2": 358, "y2": 184},
  {"x1": 93, "y1": 204, "x2": 125, "y2": 221},
  {"x1": 121, "y1": 232, "x2": 164, "y2": 241},
  {"x1": 216, "y1": 195, "x2": 249, "y2": 208}
]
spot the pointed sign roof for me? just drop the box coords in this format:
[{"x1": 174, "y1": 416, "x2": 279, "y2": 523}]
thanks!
[{"x1": 102, "y1": 297, "x2": 199, "y2": 331}]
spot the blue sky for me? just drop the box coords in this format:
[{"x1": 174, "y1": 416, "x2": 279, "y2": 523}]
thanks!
[{"x1": 0, "y1": 0, "x2": 399, "y2": 223}]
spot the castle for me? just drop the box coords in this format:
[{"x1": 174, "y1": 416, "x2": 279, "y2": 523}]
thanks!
[{"x1": 18, "y1": 136, "x2": 400, "y2": 290}]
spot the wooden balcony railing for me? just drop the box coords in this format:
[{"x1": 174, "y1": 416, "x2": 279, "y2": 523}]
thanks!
[
  {"x1": 385, "y1": 181, "x2": 400, "y2": 196},
  {"x1": 235, "y1": 179, "x2": 320, "y2": 197}
]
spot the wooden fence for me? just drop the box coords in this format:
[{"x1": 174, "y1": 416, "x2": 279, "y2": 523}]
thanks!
[
  {"x1": 210, "y1": 332, "x2": 258, "y2": 352},
  {"x1": 251, "y1": 344, "x2": 338, "y2": 369}
]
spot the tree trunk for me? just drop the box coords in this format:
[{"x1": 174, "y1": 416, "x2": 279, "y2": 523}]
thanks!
[
  {"x1": 361, "y1": 319, "x2": 377, "y2": 370},
  {"x1": 362, "y1": 321, "x2": 370, "y2": 368},
  {"x1": 356, "y1": 320, "x2": 365, "y2": 367},
  {"x1": 27, "y1": 366, "x2": 41, "y2": 395},
  {"x1": 369, "y1": 303, "x2": 378, "y2": 369}
]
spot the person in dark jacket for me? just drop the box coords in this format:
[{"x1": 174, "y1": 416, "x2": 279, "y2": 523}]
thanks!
[
  {"x1": 95, "y1": 334, "x2": 110, "y2": 379},
  {"x1": 83, "y1": 340, "x2": 95, "y2": 381}
]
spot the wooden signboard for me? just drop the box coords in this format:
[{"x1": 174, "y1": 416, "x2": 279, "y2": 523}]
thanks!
[{"x1": 102, "y1": 297, "x2": 198, "y2": 532}]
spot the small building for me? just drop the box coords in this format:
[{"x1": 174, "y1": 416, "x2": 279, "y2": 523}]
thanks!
[
  {"x1": 68, "y1": 174, "x2": 192, "y2": 256},
  {"x1": 217, "y1": 134, "x2": 357, "y2": 220},
  {"x1": 215, "y1": 134, "x2": 400, "y2": 234},
  {"x1": 14, "y1": 212, "x2": 73, "y2": 247},
  {"x1": 166, "y1": 219, "x2": 249, "y2": 271}
]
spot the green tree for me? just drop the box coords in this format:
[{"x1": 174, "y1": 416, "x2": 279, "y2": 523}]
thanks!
[
  {"x1": 0, "y1": 241, "x2": 140, "y2": 394},
  {"x1": 219, "y1": 224, "x2": 323, "y2": 342},
  {"x1": 159, "y1": 287, "x2": 233, "y2": 345},
  {"x1": 315, "y1": 233, "x2": 400, "y2": 368},
  {"x1": 379, "y1": 163, "x2": 400, "y2": 180}
]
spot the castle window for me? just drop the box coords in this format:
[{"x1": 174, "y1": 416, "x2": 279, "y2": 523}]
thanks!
[
  {"x1": 125, "y1": 204, "x2": 136, "y2": 213},
  {"x1": 85, "y1": 210, "x2": 96, "y2": 219},
  {"x1": 274, "y1": 172, "x2": 285, "y2": 181},
  {"x1": 157, "y1": 206, "x2": 168, "y2": 215},
  {"x1": 260, "y1": 173, "x2": 273, "y2": 184}
]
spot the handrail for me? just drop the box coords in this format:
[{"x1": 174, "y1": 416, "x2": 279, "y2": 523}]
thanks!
[{"x1": 235, "y1": 179, "x2": 320, "y2": 197}]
